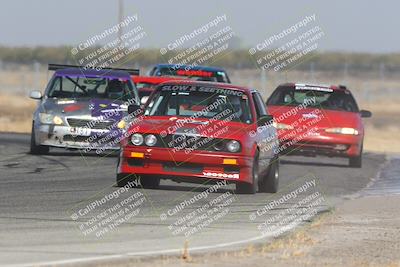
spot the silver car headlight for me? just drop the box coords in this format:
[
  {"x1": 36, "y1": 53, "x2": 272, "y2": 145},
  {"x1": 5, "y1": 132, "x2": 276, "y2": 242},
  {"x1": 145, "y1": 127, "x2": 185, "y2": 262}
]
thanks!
[
  {"x1": 226, "y1": 140, "x2": 241, "y2": 153},
  {"x1": 131, "y1": 133, "x2": 144, "y2": 145},
  {"x1": 53, "y1": 116, "x2": 63, "y2": 125},
  {"x1": 145, "y1": 134, "x2": 157, "y2": 146},
  {"x1": 39, "y1": 113, "x2": 63, "y2": 125},
  {"x1": 325, "y1": 127, "x2": 359, "y2": 135}
]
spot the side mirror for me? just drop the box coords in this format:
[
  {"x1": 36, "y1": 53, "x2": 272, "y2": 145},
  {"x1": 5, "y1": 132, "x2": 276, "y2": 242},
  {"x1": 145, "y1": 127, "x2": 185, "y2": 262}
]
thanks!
[
  {"x1": 360, "y1": 110, "x2": 372, "y2": 118},
  {"x1": 29, "y1": 90, "x2": 42, "y2": 100},
  {"x1": 128, "y1": 104, "x2": 142, "y2": 115},
  {"x1": 257, "y1": 114, "x2": 274, "y2": 127}
]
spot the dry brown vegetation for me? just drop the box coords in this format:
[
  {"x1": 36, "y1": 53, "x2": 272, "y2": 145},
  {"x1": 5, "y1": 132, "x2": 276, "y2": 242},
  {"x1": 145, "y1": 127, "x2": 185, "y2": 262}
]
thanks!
[{"x1": 0, "y1": 93, "x2": 36, "y2": 132}]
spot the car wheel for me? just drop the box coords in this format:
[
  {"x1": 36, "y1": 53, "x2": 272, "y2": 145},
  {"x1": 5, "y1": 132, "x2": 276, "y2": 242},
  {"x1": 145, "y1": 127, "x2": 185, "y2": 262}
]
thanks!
[
  {"x1": 349, "y1": 144, "x2": 363, "y2": 168},
  {"x1": 30, "y1": 122, "x2": 49, "y2": 155},
  {"x1": 259, "y1": 156, "x2": 279, "y2": 193},
  {"x1": 349, "y1": 154, "x2": 362, "y2": 168},
  {"x1": 116, "y1": 173, "x2": 136, "y2": 187},
  {"x1": 236, "y1": 153, "x2": 259, "y2": 194},
  {"x1": 140, "y1": 175, "x2": 160, "y2": 189}
]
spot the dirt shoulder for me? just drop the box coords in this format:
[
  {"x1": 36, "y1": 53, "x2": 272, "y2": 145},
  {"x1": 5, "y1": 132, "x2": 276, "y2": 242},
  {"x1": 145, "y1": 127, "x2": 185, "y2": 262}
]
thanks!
[
  {"x1": 254, "y1": 195, "x2": 400, "y2": 267},
  {"x1": 81, "y1": 194, "x2": 400, "y2": 267}
]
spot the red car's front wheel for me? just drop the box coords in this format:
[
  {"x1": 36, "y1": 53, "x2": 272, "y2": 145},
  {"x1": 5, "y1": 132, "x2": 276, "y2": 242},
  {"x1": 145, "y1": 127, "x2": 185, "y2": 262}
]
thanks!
[
  {"x1": 236, "y1": 153, "x2": 259, "y2": 194},
  {"x1": 259, "y1": 156, "x2": 279, "y2": 193},
  {"x1": 349, "y1": 144, "x2": 363, "y2": 168}
]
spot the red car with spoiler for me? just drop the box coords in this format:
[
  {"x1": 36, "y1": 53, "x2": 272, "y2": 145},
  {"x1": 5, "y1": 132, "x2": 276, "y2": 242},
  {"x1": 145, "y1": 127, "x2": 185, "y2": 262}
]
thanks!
[
  {"x1": 149, "y1": 64, "x2": 231, "y2": 83},
  {"x1": 266, "y1": 83, "x2": 372, "y2": 167},
  {"x1": 132, "y1": 76, "x2": 187, "y2": 105},
  {"x1": 117, "y1": 80, "x2": 279, "y2": 194}
]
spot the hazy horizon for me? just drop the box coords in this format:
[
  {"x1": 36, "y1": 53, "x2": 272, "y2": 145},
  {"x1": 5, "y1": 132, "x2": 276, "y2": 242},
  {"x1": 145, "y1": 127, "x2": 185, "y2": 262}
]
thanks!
[{"x1": 1, "y1": 0, "x2": 399, "y2": 53}]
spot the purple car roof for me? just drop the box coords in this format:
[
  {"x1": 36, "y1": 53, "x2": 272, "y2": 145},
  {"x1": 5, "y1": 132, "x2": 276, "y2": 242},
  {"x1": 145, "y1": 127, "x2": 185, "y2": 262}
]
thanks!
[{"x1": 54, "y1": 68, "x2": 131, "y2": 80}]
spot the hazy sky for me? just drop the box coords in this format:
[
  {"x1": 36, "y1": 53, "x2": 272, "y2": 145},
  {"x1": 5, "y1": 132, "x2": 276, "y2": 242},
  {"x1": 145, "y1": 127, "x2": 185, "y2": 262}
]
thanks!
[{"x1": 1, "y1": 0, "x2": 398, "y2": 53}]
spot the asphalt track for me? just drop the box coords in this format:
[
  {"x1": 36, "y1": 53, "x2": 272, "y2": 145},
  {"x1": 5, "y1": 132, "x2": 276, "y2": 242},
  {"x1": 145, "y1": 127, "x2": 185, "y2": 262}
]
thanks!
[{"x1": 0, "y1": 132, "x2": 386, "y2": 266}]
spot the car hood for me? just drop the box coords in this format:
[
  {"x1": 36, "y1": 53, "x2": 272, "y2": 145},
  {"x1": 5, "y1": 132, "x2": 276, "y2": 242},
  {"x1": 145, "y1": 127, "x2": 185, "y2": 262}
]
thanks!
[
  {"x1": 131, "y1": 116, "x2": 252, "y2": 139},
  {"x1": 42, "y1": 98, "x2": 127, "y2": 121},
  {"x1": 268, "y1": 105, "x2": 362, "y2": 129}
]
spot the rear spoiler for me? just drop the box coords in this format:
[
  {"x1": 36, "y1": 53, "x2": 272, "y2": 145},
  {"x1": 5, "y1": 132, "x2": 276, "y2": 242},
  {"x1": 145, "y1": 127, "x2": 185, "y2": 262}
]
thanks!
[{"x1": 48, "y1": 64, "x2": 140, "y2": 75}]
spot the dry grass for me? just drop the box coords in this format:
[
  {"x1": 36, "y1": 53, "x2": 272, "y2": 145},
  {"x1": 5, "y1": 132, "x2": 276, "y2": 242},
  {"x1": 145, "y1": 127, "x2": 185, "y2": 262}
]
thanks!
[
  {"x1": 0, "y1": 93, "x2": 36, "y2": 132},
  {"x1": 364, "y1": 125, "x2": 400, "y2": 154},
  {"x1": 260, "y1": 230, "x2": 315, "y2": 258},
  {"x1": 0, "y1": 65, "x2": 49, "y2": 93}
]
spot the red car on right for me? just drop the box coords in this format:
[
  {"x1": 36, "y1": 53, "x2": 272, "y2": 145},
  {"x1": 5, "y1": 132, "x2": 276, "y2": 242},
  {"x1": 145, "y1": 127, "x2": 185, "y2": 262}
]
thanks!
[{"x1": 266, "y1": 83, "x2": 372, "y2": 167}]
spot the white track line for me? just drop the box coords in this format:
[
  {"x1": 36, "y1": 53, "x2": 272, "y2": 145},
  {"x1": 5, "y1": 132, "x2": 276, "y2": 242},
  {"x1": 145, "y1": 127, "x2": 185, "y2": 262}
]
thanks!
[{"x1": 6, "y1": 228, "x2": 286, "y2": 267}]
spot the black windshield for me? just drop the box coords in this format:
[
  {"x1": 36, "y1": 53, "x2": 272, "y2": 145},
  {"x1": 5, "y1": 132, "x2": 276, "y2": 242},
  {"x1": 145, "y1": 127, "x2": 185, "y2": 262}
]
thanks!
[
  {"x1": 145, "y1": 88, "x2": 252, "y2": 123},
  {"x1": 267, "y1": 86, "x2": 359, "y2": 112}
]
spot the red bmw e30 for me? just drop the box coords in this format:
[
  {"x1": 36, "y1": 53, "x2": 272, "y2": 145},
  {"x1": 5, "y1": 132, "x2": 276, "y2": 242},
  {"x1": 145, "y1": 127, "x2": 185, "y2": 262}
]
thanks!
[{"x1": 117, "y1": 80, "x2": 280, "y2": 194}]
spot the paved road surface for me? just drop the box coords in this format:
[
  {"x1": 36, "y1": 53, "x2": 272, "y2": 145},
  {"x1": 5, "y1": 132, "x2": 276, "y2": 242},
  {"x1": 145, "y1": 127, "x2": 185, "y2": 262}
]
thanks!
[{"x1": 0, "y1": 133, "x2": 386, "y2": 266}]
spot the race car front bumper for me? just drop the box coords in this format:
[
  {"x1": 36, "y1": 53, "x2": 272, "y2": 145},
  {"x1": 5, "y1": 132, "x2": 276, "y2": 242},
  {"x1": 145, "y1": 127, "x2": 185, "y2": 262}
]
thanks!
[
  {"x1": 35, "y1": 124, "x2": 122, "y2": 151},
  {"x1": 277, "y1": 130, "x2": 362, "y2": 157},
  {"x1": 117, "y1": 146, "x2": 254, "y2": 184}
]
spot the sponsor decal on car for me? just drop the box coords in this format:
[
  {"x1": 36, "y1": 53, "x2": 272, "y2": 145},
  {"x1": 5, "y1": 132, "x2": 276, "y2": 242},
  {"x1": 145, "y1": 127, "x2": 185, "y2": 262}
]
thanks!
[
  {"x1": 90, "y1": 99, "x2": 124, "y2": 121},
  {"x1": 295, "y1": 84, "x2": 333, "y2": 92},
  {"x1": 302, "y1": 113, "x2": 319, "y2": 119},
  {"x1": 203, "y1": 172, "x2": 239, "y2": 179}
]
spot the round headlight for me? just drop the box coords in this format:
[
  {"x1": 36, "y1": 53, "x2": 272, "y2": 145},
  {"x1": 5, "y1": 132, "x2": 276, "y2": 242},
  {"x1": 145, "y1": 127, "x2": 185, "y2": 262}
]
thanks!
[
  {"x1": 131, "y1": 133, "x2": 144, "y2": 146},
  {"x1": 145, "y1": 134, "x2": 157, "y2": 146},
  {"x1": 226, "y1": 140, "x2": 240, "y2": 153}
]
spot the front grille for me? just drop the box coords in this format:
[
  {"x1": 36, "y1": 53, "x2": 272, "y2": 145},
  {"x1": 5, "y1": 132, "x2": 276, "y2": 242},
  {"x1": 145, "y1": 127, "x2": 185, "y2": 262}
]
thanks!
[
  {"x1": 289, "y1": 141, "x2": 349, "y2": 150},
  {"x1": 63, "y1": 134, "x2": 118, "y2": 143},
  {"x1": 63, "y1": 135, "x2": 90, "y2": 142},
  {"x1": 128, "y1": 133, "x2": 240, "y2": 153},
  {"x1": 159, "y1": 134, "x2": 229, "y2": 152},
  {"x1": 67, "y1": 118, "x2": 115, "y2": 130}
]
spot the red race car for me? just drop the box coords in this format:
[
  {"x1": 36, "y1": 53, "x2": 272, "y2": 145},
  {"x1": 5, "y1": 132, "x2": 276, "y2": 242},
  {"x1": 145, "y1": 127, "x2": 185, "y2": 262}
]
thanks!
[
  {"x1": 117, "y1": 80, "x2": 280, "y2": 194},
  {"x1": 132, "y1": 76, "x2": 187, "y2": 105},
  {"x1": 266, "y1": 83, "x2": 372, "y2": 167}
]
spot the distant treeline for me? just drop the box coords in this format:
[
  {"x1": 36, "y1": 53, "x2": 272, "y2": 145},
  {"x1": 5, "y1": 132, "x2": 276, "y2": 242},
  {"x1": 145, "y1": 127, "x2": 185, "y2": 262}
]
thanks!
[{"x1": 0, "y1": 46, "x2": 399, "y2": 72}]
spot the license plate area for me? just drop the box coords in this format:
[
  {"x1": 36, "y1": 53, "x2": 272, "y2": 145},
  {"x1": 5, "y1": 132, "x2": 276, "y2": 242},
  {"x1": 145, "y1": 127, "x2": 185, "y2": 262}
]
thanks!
[{"x1": 70, "y1": 127, "x2": 91, "y2": 136}]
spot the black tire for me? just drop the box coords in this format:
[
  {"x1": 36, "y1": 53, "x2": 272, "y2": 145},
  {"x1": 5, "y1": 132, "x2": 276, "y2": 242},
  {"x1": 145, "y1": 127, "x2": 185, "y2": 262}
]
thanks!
[
  {"x1": 349, "y1": 144, "x2": 363, "y2": 168},
  {"x1": 30, "y1": 123, "x2": 49, "y2": 155},
  {"x1": 116, "y1": 173, "x2": 136, "y2": 187},
  {"x1": 140, "y1": 175, "x2": 160, "y2": 189},
  {"x1": 259, "y1": 157, "x2": 279, "y2": 193},
  {"x1": 236, "y1": 153, "x2": 259, "y2": 194},
  {"x1": 349, "y1": 154, "x2": 362, "y2": 168}
]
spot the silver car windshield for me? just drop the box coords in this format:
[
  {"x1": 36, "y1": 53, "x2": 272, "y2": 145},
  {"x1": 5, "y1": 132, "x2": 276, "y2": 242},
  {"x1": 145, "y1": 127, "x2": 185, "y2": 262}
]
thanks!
[{"x1": 47, "y1": 76, "x2": 137, "y2": 102}]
